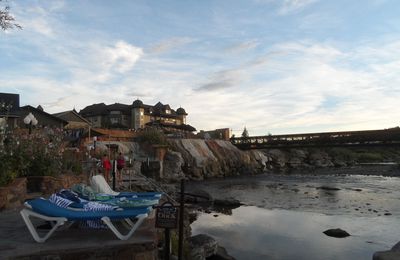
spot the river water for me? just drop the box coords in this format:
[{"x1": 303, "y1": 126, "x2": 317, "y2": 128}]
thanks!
[{"x1": 189, "y1": 173, "x2": 400, "y2": 260}]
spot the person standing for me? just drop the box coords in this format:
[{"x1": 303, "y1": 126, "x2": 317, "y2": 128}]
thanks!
[
  {"x1": 116, "y1": 152, "x2": 125, "y2": 187},
  {"x1": 102, "y1": 154, "x2": 111, "y2": 183}
]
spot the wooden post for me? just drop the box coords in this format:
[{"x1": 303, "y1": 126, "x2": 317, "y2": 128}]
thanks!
[
  {"x1": 112, "y1": 156, "x2": 116, "y2": 190},
  {"x1": 165, "y1": 228, "x2": 171, "y2": 260},
  {"x1": 178, "y1": 179, "x2": 185, "y2": 260}
]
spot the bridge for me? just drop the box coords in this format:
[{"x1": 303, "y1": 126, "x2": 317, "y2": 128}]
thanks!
[{"x1": 231, "y1": 127, "x2": 400, "y2": 150}]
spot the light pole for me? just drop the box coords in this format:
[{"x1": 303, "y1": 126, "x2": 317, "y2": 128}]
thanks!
[{"x1": 23, "y1": 112, "x2": 38, "y2": 134}]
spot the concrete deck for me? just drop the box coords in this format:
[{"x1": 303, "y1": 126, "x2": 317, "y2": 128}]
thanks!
[{"x1": 0, "y1": 207, "x2": 158, "y2": 259}]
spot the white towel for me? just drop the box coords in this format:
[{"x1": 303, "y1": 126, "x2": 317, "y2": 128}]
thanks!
[{"x1": 90, "y1": 175, "x2": 120, "y2": 196}]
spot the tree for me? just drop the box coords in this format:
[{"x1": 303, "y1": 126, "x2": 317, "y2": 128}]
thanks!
[
  {"x1": 0, "y1": 0, "x2": 21, "y2": 31},
  {"x1": 241, "y1": 127, "x2": 249, "y2": 138}
]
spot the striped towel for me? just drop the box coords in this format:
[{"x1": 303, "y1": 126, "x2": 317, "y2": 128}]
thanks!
[
  {"x1": 80, "y1": 201, "x2": 117, "y2": 229},
  {"x1": 49, "y1": 193, "x2": 116, "y2": 229},
  {"x1": 49, "y1": 193, "x2": 74, "y2": 208}
]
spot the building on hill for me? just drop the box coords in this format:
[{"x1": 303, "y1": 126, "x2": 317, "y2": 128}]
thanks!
[
  {"x1": 79, "y1": 99, "x2": 193, "y2": 132},
  {"x1": 197, "y1": 128, "x2": 231, "y2": 141}
]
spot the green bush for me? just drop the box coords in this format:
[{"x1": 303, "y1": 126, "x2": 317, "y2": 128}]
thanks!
[
  {"x1": 138, "y1": 128, "x2": 168, "y2": 145},
  {"x1": 0, "y1": 128, "x2": 65, "y2": 186}
]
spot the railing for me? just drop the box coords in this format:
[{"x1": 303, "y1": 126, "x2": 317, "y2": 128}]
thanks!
[{"x1": 231, "y1": 128, "x2": 400, "y2": 149}]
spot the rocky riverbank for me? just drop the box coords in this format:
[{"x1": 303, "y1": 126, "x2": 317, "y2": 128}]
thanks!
[{"x1": 161, "y1": 139, "x2": 400, "y2": 180}]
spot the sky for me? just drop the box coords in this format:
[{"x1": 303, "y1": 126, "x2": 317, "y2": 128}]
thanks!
[{"x1": 1, "y1": 0, "x2": 400, "y2": 136}]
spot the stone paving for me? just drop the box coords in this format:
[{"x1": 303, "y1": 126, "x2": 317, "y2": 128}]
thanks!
[{"x1": 0, "y1": 206, "x2": 158, "y2": 259}]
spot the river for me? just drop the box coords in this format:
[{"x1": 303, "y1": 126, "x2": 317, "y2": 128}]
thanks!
[{"x1": 189, "y1": 173, "x2": 400, "y2": 260}]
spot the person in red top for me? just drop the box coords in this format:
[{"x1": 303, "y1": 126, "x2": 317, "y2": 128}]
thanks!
[
  {"x1": 102, "y1": 154, "x2": 111, "y2": 183},
  {"x1": 116, "y1": 152, "x2": 125, "y2": 187}
]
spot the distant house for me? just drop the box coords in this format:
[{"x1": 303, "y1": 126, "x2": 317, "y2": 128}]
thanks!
[
  {"x1": 0, "y1": 93, "x2": 67, "y2": 129},
  {"x1": 53, "y1": 109, "x2": 92, "y2": 147},
  {"x1": 79, "y1": 99, "x2": 195, "y2": 132},
  {"x1": 197, "y1": 128, "x2": 231, "y2": 141},
  {"x1": 53, "y1": 109, "x2": 91, "y2": 129},
  {"x1": 17, "y1": 105, "x2": 67, "y2": 129},
  {"x1": 0, "y1": 92, "x2": 20, "y2": 128}
]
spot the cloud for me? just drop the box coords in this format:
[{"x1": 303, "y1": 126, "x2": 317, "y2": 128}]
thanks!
[
  {"x1": 29, "y1": 17, "x2": 53, "y2": 36},
  {"x1": 104, "y1": 41, "x2": 143, "y2": 73},
  {"x1": 195, "y1": 69, "x2": 245, "y2": 92},
  {"x1": 225, "y1": 40, "x2": 259, "y2": 53},
  {"x1": 190, "y1": 39, "x2": 400, "y2": 135},
  {"x1": 149, "y1": 37, "x2": 193, "y2": 54},
  {"x1": 14, "y1": 1, "x2": 65, "y2": 36},
  {"x1": 279, "y1": 0, "x2": 318, "y2": 15}
]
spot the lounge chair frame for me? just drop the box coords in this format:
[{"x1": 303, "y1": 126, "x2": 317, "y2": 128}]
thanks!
[{"x1": 20, "y1": 202, "x2": 148, "y2": 243}]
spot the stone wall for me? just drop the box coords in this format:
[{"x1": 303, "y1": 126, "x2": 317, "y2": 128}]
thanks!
[
  {"x1": 27, "y1": 174, "x2": 87, "y2": 194},
  {"x1": 0, "y1": 178, "x2": 27, "y2": 210}
]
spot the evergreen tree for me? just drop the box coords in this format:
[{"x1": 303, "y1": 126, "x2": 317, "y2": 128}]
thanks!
[{"x1": 241, "y1": 127, "x2": 249, "y2": 138}]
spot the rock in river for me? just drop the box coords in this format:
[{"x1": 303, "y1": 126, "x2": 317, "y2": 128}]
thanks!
[
  {"x1": 189, "y1": 234, "x2": 218, "y2": 260},
  {"x1": 323, "y1": 228, "x2": 350, "y2": 238}
]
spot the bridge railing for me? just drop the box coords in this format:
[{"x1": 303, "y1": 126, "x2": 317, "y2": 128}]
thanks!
[{"x1": 231, "y1": 128, "x2": 400, "y2": 149}]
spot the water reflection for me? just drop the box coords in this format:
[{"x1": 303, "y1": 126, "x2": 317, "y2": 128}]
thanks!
[{"x1": 191, "y1": 206, "x2": 399, "y2": 260}]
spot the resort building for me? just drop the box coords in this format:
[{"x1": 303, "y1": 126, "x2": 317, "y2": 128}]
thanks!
[{"x1": 79, "y1": 99, "x2": 193, "y2": 131}]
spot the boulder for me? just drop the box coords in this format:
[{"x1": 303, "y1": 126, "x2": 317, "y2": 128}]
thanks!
[
  {"x1": 373, "y1": 241, "x2": 400, "y2": 260},
  {"x1": 265, "y1": 149, "x2": 288, "y2": 168},
  {"x1": 207, "y1": 246, "x2": 236, "y2": 260},
  {"x1": 189, "y1": 234, "x2": 218, "y2": 260},
  {"x1": 309, "y1": 150, "x2": 334, "y2": 168},
  {"x1": 373, "y1": 251, "x2": 400, "y2": 260},
  {"x1": 317, "y1": 186, "x2": 341, "y2": 191},
  {"x1": 323, "y1": 228, "x2": 350, "y2": 238},
  {"x1": 392, "y1": 241, "x2": 400, "y2": 251},
  {"x1": 167, "y1": 139, "x2": 264, "y2": 179},
  {"x1": 163, "y1": 150, "x2": 185, "y2": 182}
]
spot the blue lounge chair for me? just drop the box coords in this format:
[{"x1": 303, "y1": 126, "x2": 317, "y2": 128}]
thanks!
[
  {"x1": 20, "y1": 198, "x2": 151, "y2": 243},
  {"x1": 59, "y1": 188, "x2": 161, "y2": 208}
]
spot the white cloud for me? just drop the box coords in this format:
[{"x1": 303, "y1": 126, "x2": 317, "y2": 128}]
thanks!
[
  {"x1": 14, "y1": 1, "x2": 65, "y2": 37},
  {"x1": 29, "y1": 17, "x2": 53, "y2": 36},
  {"x1": 189, "y1": 39, "x2": 400, "y2": 135},
  {"x1": 104, "y1": 41, "x2": 143, "y2": 73}
]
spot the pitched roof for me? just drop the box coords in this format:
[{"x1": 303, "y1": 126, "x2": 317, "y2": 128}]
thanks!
[
  {"x1": 90, "y1": 128, "x2": 136, "y2": 138},
  {"x1": 19, "y1": 105, "x2": 68, "y2": 124},
  {"x1": 53, "y1": 110, "x2": 91, "y2": 129},
  {"x1": 146, "y1": 121, "x2": 196, "y2": 132},
  {"x1": 79, "y1": 103, "x2": 108, "y2": 116},
  {"x1": 79, "y1": 100, "x2": 187, "y2": 117}
]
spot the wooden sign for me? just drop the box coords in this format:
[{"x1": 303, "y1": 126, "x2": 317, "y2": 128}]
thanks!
[{"x1": 156, "y1": 202, "x2": 178, "y2": 229}]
